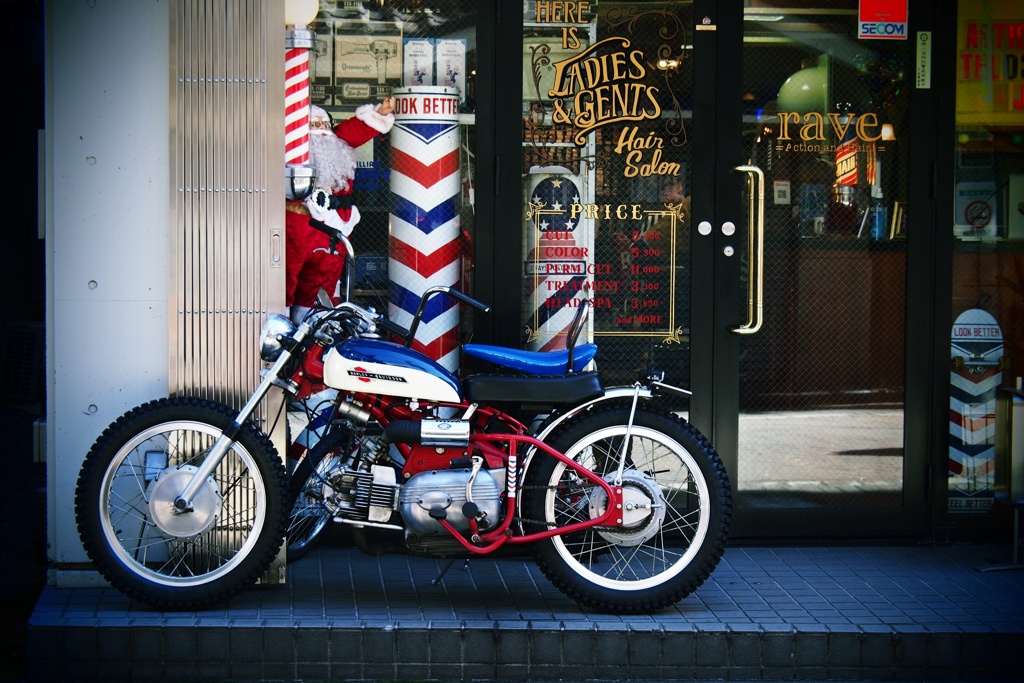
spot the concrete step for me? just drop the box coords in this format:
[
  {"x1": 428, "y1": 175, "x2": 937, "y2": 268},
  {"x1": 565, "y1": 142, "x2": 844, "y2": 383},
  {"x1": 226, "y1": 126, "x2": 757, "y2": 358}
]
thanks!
[{"x1": 27, "y1": 544, "x2": 1023, "y2": 681}]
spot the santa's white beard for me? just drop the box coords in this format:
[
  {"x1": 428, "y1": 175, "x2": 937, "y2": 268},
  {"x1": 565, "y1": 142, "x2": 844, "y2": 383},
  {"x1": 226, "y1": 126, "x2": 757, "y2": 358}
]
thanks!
[{"x1": 309, "y1": 132, "x2": 358, "y2": 194}]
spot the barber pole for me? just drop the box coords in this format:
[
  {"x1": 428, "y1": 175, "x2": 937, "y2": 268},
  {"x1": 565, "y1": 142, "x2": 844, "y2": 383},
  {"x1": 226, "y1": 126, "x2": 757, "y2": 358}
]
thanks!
[
  {"x1": 285, "y1": 46, "x2": 312, "y2": 165},
  {"x1": 284, "y1": 11, "x2": 318, "y2": 199},
  {"x1": 948, "y1": 308, "x2": 1004, "y2": 510},
  {"x1": 834, "y1": 116, "x2": 858, "y2": 186},
  {"x1": 389, "y1": 86, "x2": 463, "y2": 371},
  {"x1": 523, "y1": 171, "x2": 591, "y2": 351}
]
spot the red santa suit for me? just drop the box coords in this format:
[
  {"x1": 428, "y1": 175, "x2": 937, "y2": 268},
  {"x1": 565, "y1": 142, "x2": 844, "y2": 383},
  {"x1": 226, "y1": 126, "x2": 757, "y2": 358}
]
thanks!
[{"x1": 286, "y1": 103, "x2": 394, "y2": 320}]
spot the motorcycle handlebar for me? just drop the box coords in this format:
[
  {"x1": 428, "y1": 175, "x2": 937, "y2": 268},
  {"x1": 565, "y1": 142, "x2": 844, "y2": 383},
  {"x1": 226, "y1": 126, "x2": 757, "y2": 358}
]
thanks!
[
  {"x1": 435, "y1": 286, "x2": 491, "y2": 314},
  {"x1": 377, "y1": 317, "x2": 411, "y2": 342},
  {"x1": 402, "y1": 286, "x2": 491, "y2": 348},
  {"x1": 307, "y1": 218, "x2": 355, "y2": 259}
]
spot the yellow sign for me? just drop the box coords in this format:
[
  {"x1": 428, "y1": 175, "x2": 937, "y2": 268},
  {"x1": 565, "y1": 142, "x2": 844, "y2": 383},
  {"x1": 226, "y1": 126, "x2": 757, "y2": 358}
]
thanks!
[
  {"x1": 956, "y1": 1, "x2": 1024, "y2": 125},
  {"x1": 547, "y1": 37, "x2": 662, "y2": 145}
]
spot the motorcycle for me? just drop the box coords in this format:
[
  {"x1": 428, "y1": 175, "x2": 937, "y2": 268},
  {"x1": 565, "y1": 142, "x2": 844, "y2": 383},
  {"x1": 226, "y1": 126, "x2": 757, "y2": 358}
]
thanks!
[{"x1": 74, "y1": 216, "x2": 732, "y2": 614}]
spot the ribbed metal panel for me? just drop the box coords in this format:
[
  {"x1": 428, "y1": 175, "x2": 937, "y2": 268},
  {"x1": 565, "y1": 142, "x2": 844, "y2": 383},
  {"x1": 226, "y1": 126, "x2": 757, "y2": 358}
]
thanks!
[
  {"x1": 169, "y1": 0, "x2": 287, "y2": 583},
  {"x1": 169, "y1": 0, "x2": 286, "y2": 442}
]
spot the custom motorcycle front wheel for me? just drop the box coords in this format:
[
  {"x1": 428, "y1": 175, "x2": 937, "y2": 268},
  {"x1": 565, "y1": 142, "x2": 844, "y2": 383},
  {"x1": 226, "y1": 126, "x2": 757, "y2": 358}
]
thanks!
[
  {"x1": 523, "y1": 405, "x2": 732, "y2": 614},
  {"x1": 74, "y1": 397, "x2": 289, "y2": 610}
]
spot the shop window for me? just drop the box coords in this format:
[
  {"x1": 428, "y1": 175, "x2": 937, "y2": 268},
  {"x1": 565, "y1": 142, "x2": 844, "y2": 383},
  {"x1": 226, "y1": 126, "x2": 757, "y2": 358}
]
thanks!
[
  {"x1": 521, "y1": 1, "x2": 693, "y2": 387},
  {"x1": 309, "y1": 1, "x2": 478, "y2": 350},
  {"x1": 949, "y1": 0, "x2": 1024, "y2": 514}
]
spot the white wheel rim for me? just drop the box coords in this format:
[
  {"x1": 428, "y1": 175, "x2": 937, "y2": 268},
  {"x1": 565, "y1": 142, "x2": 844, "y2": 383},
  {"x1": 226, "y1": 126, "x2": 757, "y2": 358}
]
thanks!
[
  {"x1": 98, "y1": 420, "x2": 267, "y2": 587},
  {"x1": 545, "y1": 425, "x2": 711, "y2": 591}
]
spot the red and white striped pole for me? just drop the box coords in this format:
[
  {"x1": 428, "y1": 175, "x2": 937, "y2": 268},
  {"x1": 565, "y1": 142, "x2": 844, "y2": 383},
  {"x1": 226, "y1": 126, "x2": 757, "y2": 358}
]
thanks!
[
  {"x1": 283, "y1": 0, "x2": 322, "y2": 478},
  {"x1": 284, "y1": 0, "x2": 319, "y2": 199},
  {"x1": 285, "y1": 46, "x2": 311, "y2": 165}
]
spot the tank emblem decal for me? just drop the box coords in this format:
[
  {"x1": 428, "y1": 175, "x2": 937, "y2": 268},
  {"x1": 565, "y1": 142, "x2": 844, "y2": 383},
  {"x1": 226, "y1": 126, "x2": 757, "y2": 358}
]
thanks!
[{"x1": 349, "y1": 366, "x2": 408, "y2": 384}]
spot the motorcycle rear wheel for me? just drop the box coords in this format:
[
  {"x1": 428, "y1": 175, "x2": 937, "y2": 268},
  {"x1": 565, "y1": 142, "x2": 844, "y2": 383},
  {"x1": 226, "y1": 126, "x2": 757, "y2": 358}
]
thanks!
[
  {"x1": 523, "y1": 405, "x2": 732, "y2": 614},
  {"x1": 74, "y1": 397, "x2": 289, "y2": 610}
]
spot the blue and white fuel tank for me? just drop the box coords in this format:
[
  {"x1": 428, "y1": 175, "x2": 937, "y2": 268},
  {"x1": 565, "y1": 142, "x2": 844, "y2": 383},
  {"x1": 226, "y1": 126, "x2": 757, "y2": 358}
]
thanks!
[{"x1": 323, "y1": 337, "x2": 463, "y2": 403}]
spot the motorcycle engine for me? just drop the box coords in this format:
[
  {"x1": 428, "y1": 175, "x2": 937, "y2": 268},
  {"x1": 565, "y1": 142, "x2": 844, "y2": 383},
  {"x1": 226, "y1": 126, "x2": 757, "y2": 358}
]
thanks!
[{"x1": 399, "y1": 467, "x2": 502, "y2": 545}]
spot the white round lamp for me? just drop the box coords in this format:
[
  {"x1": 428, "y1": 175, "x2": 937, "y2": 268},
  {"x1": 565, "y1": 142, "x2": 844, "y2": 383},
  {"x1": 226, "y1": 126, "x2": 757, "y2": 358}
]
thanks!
[{"x1": 285, "y1": 0, "x2": 319, "y2": 27}]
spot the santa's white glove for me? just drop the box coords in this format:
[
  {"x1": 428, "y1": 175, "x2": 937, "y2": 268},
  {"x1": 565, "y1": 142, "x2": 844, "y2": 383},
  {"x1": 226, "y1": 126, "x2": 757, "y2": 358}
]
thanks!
[
  {"x1": 306, "y1": 187, "x2": 332, "y2": 214},
  {"x1": 305, "y1": 188, "x2": 360, "y2": 237}
]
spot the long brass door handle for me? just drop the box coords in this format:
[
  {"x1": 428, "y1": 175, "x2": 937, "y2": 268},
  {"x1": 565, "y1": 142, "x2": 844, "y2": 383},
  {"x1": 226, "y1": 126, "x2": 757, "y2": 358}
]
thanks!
[{"x1": 731, "y1": 165, "x2": 765, "y2": 335}]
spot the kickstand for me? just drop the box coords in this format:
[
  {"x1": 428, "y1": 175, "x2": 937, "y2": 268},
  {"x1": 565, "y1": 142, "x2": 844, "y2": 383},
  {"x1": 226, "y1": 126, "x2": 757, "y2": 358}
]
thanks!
[{"x1": 431, "y1": 558, "x2": 470, "y2": 585}]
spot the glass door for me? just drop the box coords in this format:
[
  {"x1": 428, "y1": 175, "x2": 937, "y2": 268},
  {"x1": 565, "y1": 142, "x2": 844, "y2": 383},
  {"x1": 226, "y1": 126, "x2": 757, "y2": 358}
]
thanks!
[
  {"x1": 511, "y1": 1, "x2": 927, "y2": 538},
  {"x1": 519, "y1": 1, "x2": 696, "y2": 391},
  {"x1": 711, "y1": 1, "x2": 924, "y2": 536}
]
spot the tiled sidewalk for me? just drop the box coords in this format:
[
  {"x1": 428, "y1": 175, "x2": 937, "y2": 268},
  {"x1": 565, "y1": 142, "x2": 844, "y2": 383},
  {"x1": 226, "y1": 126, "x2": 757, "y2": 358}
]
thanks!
[{"x1": 27, "y1": 543, "x2": 1024, "y2": 681}]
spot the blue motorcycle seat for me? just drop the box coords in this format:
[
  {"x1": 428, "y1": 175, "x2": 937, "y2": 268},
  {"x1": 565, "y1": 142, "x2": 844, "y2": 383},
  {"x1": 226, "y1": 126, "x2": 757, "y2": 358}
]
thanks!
[{"x1": 462, "y1": 343, "x2": 598, "y2": 375}]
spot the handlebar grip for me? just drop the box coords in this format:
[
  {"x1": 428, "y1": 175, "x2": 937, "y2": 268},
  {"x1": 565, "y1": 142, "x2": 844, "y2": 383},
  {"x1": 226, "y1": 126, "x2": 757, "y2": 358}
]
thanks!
[
  {"x1": 378, "y1": 317, "x2": 412, "y2": 342},
  {"x1": 306, "y1": 218, "x2": 355, "y2": 281},
  {"x1": 447, "y1": 289, "x2": 491, "y2": 313}
]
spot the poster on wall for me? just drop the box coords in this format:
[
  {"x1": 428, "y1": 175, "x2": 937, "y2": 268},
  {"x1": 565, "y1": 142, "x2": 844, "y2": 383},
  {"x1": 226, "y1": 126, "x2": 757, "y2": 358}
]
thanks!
[
  {"x1": 522, "y1": 37, "x2": 579, "y2": 102},
  {"x1": 435, "y1": 39, "x2": 467, "y2": 102},
  {"x1": 334, "y1": 21, "x2": 403, "y2": 107},
  {"x1": 956, "y1": 1, "x2": 1024, "y2": 126},
  {"x1": 403, "y1": 38, "x2": 435, "y2": 87},
  {"x1": 1010, "y1": 173, "x2": 1024, "y2": 240}
]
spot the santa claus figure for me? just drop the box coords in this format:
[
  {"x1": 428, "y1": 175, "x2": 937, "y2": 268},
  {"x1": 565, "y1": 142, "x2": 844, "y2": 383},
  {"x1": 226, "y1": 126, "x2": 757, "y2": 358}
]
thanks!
[{"x1": 286, "y1": 99, "x2": 394, "y2": 323}]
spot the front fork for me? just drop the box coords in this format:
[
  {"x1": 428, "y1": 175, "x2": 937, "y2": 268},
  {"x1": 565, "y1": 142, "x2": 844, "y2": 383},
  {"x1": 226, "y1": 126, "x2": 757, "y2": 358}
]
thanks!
[{"x1": 172, "y1": 323, "x2": 310, "y2": 512}]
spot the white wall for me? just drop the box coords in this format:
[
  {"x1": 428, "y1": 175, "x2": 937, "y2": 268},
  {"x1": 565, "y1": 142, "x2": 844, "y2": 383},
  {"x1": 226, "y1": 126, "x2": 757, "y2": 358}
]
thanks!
[{"x1": 46, "y1": 0, "x2": 170, "y2": 571}]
